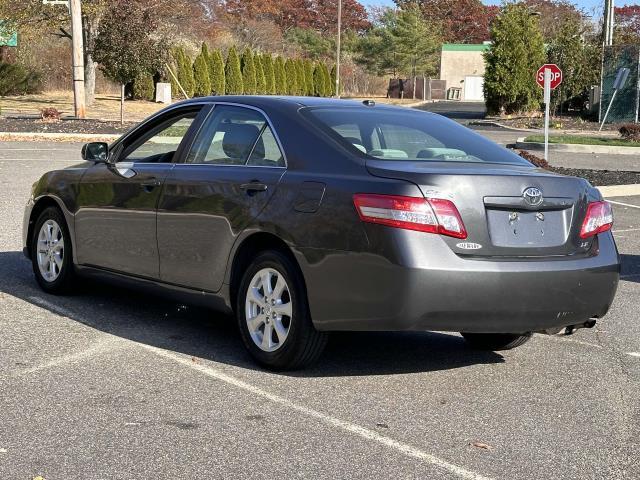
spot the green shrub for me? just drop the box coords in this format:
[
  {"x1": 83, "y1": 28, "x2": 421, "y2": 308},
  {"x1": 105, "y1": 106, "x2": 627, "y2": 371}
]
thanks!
[
  {"x1": 0, "y1": 62, "x2": 42, "y2": 96},
  {"x1": 209, "y1": 49, "x2": 225, "y2": 95},
  {"x1": 133, "y1": 73, "x2": 155, "y2": 100},
  {"x1": 193, "y1": 48, "x2": 212, "y2": 96},
  {"x1": 225, "y1": 46, "x2": 243, "y2": 94},
  {"x1": 241, "y1": 48, "x2": 256, "y2": 95},
  {"x1": 284, "y1": 58, "x2": 297, "y2": 95}
]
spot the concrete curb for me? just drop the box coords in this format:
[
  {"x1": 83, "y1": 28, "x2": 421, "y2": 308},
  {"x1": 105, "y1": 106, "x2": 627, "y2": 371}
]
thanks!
[
  {"x1": 468, "y1": 120, "x2": 536, "y2": 132},
  {"x1": 0, "y1": 131, "x2": 121, "y2": 142},
  {"x1": 516, "y1": 137, "x2": 640, "y2": 156},
  {"x1": 598, "y1": 184, "x2": 640, "y2": 198}
]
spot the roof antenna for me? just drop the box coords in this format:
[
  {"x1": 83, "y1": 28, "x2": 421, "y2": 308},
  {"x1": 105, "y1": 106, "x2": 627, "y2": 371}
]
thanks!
[{"x1": 362, "y1": 99, "x2": 375, "y2": 106}]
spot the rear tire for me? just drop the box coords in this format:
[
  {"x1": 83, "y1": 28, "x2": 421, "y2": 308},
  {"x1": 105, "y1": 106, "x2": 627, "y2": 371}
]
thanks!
[
  {"x1": 461, "y1": 332, "x2": 532, "y2": 351},
  {"x1": 31, "y1": 206, "x2": 76, "y2": 294},
  {"x1": 236, "y1": 250, "x2": 328, "y2": 370}
]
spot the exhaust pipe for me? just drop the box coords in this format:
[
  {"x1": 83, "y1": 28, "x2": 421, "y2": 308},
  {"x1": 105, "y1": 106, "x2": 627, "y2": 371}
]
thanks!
[{"x1": 544, "y1": 319, "x2": 597, "y2": 336}]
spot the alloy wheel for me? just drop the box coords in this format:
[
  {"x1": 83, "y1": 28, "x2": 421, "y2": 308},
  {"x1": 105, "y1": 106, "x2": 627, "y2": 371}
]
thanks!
[
  {"x1": 36, "y1": 219, "x2": 65, "y2": 283},
  {"x1": 245, "y1": 267, "x2": 293, "y2": 352}
]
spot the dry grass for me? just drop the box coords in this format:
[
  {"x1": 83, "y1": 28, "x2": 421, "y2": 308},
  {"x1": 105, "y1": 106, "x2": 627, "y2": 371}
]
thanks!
[{"x1": 0, "y1": 91, "x2": 165, "y2": 122}]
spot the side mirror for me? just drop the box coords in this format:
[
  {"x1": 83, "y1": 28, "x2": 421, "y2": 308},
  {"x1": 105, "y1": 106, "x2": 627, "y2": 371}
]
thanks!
[{"x1": 81, "y1": 142, "x2": 109, "y2": 163}]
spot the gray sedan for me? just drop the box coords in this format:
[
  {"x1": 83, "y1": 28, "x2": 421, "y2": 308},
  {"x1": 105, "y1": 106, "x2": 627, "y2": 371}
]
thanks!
[{"x1": 23, "y1": 96, "x2": 620, "y2": 369}]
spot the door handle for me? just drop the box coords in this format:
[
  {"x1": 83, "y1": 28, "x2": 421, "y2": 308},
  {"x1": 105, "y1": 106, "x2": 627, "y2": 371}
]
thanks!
[
  {"x1": 240, "y1": 182, "x2": 268, "y2": 193},
  {"x1": 141, "y1": 179, "x2": 161, "y2": 192}
]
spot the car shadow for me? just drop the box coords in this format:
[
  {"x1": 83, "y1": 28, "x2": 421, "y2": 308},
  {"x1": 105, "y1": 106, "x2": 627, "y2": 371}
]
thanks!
[
  {"x1": 0, "y1": 250, "x2": 504, "y2": 377},
  {"x1": 620, "y1": 254, "x2": 640, "y2": 284}
]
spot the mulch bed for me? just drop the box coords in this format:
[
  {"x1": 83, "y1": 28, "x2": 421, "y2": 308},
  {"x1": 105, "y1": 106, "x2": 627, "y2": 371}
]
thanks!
[
  {"x1": 493, "y1": 115, "x2": 620, "y2": 132},
  {"x1": 0, "y1": 117, "x2": 136, "y2": 134},
  {"x1": 517, "y1": 150, "x2": 640, "y2": 186}
]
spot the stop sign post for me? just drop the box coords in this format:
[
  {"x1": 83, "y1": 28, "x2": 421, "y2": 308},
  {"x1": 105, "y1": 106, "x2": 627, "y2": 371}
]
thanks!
[{"x1": 536, "y1": 64, "x2": 563, "y2": 162}]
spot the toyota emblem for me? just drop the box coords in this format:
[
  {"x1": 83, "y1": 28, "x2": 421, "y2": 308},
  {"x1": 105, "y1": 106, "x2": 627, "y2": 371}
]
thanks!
[{"x1": 523, "y1": 187, "x2": 543, "y2": 206}]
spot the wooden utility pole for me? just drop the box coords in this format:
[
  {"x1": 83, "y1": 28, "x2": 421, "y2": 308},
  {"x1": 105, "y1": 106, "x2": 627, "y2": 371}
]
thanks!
[
  {"x1": 335, "y1": 0, "x2": 341, "y2": 98},
  {"x1": 69, "y1": 0, "x2": 86, "y2": 118}
]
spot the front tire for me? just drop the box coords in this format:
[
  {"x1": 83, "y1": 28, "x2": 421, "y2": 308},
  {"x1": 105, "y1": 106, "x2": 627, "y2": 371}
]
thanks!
[
  {"x1": 31, "y1": 206, "x2": 75, "y2": 294},
  {"x1": 237, "y1": 250, "x2": 328, "y2": 370},
  {"x1": 461, "y1": 332, "x2": 532, "y2": 351}
]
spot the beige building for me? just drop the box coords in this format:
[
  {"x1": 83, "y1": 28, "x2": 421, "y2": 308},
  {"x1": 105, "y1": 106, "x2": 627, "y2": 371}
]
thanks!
[{"x1": 439, "y1": 43, "x2": 490, "y2": 101}]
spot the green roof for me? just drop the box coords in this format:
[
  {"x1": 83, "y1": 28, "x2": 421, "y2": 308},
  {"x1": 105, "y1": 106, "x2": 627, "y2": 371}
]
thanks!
[{"x1": 442, "y1": 44, "x2": 490, "y2": 52}]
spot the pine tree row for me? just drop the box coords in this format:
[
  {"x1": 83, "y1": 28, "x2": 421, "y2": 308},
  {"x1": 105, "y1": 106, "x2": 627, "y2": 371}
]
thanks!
[{"x1": 165, "y1": 44, "x2": 335, "y2": 99}]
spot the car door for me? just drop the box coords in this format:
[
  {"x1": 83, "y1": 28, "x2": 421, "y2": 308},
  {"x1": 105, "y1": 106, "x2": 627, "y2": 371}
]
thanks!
[
  {"x1": 74, "y1": 105, "x2": 207, "y2": 278},
  {"x1": 157, "y1": 104, "x2": 286, "y2": 291}
]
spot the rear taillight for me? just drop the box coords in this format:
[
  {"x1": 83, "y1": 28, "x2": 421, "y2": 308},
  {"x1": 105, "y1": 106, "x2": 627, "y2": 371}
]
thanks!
[
  {"x1": 353, "y1": 193, "x2": 467, "y2": 239},
  {"x1": 580, "y1": 201, "x2": 613, "y2": 238}
]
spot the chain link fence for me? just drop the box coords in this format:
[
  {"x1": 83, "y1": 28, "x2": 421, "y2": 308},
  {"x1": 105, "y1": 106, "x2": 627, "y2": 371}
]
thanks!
[{"x1": 600, "y1": 45, "x2": 639, "y2": 123}]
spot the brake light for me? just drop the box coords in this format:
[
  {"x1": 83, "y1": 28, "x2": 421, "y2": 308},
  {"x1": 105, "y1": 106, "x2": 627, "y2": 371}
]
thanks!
[
  {"x1": 580, "y1": 201, "x2": 613, "y2": 238},
  {"x1": 353, "y1": 193, "x2": 467, "y2": 239}
]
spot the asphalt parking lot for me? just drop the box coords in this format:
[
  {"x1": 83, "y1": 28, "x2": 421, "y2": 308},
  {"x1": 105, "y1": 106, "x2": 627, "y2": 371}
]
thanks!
[{"x1": 1, "y1": 141, "x2": 639, "y2": 480}]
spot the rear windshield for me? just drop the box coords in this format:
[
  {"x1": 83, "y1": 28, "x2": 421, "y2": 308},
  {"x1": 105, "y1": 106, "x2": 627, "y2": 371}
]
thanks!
[{"x1": 303, "y1": 107, "x2": 531, "y2": 166}]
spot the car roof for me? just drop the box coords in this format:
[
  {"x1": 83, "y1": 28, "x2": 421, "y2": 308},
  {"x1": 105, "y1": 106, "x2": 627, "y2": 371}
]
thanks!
[{"x1": 178, "y1": 95, "x2": 428, "y2": 114}]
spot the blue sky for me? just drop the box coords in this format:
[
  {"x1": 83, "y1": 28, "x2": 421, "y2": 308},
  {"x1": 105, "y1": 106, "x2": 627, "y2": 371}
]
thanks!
[{"x1": 363, "y1": 1, "x2": 618, "y2": 17}]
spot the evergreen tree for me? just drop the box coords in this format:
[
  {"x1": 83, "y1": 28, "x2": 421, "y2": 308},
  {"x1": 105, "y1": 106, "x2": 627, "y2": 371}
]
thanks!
[
  {"x1": 313, "y1": 62, "x2": 324, "y2": 96},
  {"x1": 295, "y1": 59, "x2": 305, "y2": 95},
  {"x1": 304, "y1": 59, "x2": 315, "y2": 96},
  {"x1": 284, "y1": 58, "x2": 298, "y2": 95},
  {"x1": 255, "y1": 54, "x2": 266, "y2": 95},
  {"x1": 241, "y1": 48, "x2": 257, "y2": 95},
  {"x1": 330, "y1": 64, "x2": 337, "y2": 97},
  {"x1": 225, "y1": 46, "x2": 243, "y2": 94},
  {"x1": 484, "y1": 3, "x2": 546, "y2": 114},
  {"x1": 177, "y1": 48, "x2": 195, "y2": 98},
  {"x1": 321, "y1": 62, "x2": 331, "y2": 97},
  {"x1": 274, "y1": 56, "x2": 286, "y2": 95},
  {"x1": 193, "y1": 48, "x2": 212, "y2": 96},
  {"x1": 263, "y1": 55, "x2": 276, "y2": 94},
  {"x1": 209, "y1": 49, "x2": 225, "y2": 95},
  {"x1": 169, "y1": 48, "x2": 183, "y2": 98},
  {"x1": 133, "y1": 73, "x2": 155, "y2": 100}
]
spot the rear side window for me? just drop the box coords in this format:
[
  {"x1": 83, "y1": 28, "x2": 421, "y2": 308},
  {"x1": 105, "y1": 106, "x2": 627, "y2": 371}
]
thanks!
[
  {"x1": 303, "y1": 107, "x2": 531, "y2": 166},
  {"x1": 187, "y1": 105, "x2": 285, "y2": 167}
]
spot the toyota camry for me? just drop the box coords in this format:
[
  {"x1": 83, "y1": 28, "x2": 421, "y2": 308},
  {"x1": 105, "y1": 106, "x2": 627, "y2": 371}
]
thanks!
[{"x1": 23, "y1": 96, "x2": 620, "y2": 369}]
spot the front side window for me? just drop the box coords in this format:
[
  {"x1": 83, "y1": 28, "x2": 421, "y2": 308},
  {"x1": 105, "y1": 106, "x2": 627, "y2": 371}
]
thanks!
[
  {"x1": 303, "y1": 107, "x2": 531, "y2": 166},
  {"x1": 120, "y1": 111, "x2": 198, "y2": 164},
  {"x1": 187, "y1": 105, "x2": 285, "y2": 167}
]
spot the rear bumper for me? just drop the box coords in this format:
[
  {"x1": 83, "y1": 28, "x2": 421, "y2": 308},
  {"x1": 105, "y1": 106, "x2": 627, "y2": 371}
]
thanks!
[{"x1": 300, "y1": 231, "x2": 620, "y2": 333}]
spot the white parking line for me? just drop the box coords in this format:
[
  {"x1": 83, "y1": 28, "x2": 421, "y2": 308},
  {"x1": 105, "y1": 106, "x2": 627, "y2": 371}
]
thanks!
[
  {"x1": 15, "y1": 338, "x2": 118, "y2": 376},
  {"x1": 608, "y1": 200, "x2": 640, "y2": 210},
  {"x1": 626, "y1": 352, "x2": 640, "y2": 358},
  {"x1": 140, "y1": 344, "x2": 494, "y2": 480},
  {"x1": 613, "y1": 228, "x2": 640, "y2": 233}
]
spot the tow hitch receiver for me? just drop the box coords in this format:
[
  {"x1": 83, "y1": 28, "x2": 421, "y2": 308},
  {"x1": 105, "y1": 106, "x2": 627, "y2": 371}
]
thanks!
[{"x1": 544, "y1": 320, "x2": 597, "y2": 336}]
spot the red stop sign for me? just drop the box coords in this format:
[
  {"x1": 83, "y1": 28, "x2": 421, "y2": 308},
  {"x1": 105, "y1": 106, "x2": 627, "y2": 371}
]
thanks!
[{"x1": 536, "y1": 64, "x2": 563, "y2": 90}]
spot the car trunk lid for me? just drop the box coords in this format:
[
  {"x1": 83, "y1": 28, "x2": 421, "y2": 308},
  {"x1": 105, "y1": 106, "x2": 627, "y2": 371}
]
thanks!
[{"x1": 366, "y1": 160, "x2": 595, "y2": 258}]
